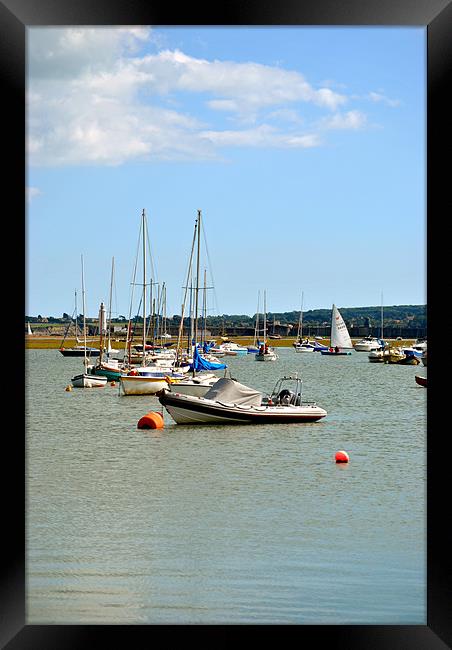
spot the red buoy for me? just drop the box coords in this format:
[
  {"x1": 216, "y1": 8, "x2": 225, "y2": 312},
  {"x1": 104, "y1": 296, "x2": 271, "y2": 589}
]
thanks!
[
  {"x1": 137, "y1": 411, "x2": 164, "y2": 429},
  {"x1": 335, "y1": 450, "x2": 349, "y2": 463}
]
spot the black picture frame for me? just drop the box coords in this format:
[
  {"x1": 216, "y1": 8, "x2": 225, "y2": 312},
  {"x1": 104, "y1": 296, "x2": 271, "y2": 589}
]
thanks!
[{"x1": 4, "y1": 0, "x2": 450, "y2": 647}]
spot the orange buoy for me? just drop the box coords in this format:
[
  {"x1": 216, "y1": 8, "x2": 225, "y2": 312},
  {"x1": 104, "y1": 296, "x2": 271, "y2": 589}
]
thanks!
[
  {"x1": 137, "y1": 411, "x2": 164, "y2": 429},
  {"x1": 111, "y1": 381, "x2": 116, "y2": 387},
  {"x1": 335, "y1": 450, "x2": 349, "y2": 463},
  {"x1": 65, "y1": 384, "x2": 72, "y2": 392}
]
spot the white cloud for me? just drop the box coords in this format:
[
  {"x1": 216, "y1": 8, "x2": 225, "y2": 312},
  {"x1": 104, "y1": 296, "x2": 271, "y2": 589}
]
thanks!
[
  {"x1": 27, "y1": 27, "x2": 367, "y2": 167},
  {"x1": 27, "y1": 186, "x2": 42, "y2": 201},
  {"x1": 319, "y1": 110, "x2": 368, "y2": 130},
  {"x1": 200, "y1": 125, "x2": 320, "y2": 149},
  {"x1": 368, "y1": 91, "x2": 401, "y2": 107}
]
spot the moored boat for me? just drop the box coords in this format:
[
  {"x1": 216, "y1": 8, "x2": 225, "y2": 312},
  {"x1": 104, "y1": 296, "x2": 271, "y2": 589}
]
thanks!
[
  {"x1": 415, "y1": 374, "x2": 427, "y2": 387},
  {"x1": 71, "y1": 372, "x2": 107, "y2": 388},
  {"x1": 320, "y1": 305, "x2": 354, "y2": 356},
  {"x1": 354, "y1": 336, "x2": 385, "y2": 352},
  {"x1": 159, "y1": 375, "x2": 327, "y2": 425}
]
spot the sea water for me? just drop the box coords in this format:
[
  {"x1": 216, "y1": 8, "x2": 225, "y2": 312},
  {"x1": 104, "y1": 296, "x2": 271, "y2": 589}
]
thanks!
[{"x1": 25, "y1": 347, "x2": 426, "y2": 624}]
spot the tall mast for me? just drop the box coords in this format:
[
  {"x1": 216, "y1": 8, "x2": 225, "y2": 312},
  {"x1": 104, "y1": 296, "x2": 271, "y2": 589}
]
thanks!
[
  {"x1": 381, "y1": 290, "x2": 384, "y2": 339},
  {"x1": 300, "y1": 291, "x2": 304, "y2": 340},
  {"x1": 194, "y1": 209, "x2": 201, "y2": 349},
  {"x1": 202, "y1": 268, "x2": 207, "y2": 345},
  {"x1": 81, "y1": 254, "x2": 87, "y2": 368},
  {"x1": 107, "y1": 257, "x2": 114, "y2": 355},
  {"x1": 254, "y1": 291, "x2": 260, "y2": 347},
  {"x1": 142, "y1": 209, "x2": 146, "y2": 360},
  {"x1": 263, "y1": 290, "x2": 267, "y2": 344},
  {"x1": 176, "y1": 219, "x2": 197, "y2": 364}
]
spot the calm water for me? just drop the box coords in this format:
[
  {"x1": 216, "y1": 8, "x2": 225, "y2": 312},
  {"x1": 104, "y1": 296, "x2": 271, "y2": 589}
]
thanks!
[{"x1": 26, "y1": 347, "x2": 426, "y2": 624}]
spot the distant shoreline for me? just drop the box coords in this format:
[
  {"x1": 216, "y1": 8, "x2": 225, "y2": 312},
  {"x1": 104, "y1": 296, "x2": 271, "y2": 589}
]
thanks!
[{"x1": 25, "y1": 335, "x2": 416, "y2": 350}]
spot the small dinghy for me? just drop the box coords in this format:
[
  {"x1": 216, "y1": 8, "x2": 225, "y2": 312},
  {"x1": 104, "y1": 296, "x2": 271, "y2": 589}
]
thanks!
[
  {"x1": 415, "y1": 374, "x2": 427, "y2": 387},
  {"x1": 158, "y1": 375, "x2": 327, "y2": 425}
]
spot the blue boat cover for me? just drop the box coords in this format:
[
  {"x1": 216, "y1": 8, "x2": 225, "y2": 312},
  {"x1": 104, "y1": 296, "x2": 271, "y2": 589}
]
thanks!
[{"x1": 190, "y1": 345, "x2": 227, "y2": 371}]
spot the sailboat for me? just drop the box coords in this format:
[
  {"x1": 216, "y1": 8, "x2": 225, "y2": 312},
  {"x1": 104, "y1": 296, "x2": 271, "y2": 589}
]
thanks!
[
  {"x1": 168, "y1": 210, "x2": 227, "y2": 397},
  {"x1": 255, "y1": 291, "x2": 279, "y2": 361},
  {"x1": 293, "y1": 292, "x2": 315, "y2": 352},
  {"x1": 247, "y1": 292, "x2": 261, "y2": 354},
  {"x1": 87, "y1": 258, "x2": 126, "y2": 381},
  {"x1": 71, "y1": 256, "x2": 107, "y2": 388},
  {"x1": 59, "y1": 289, "x2": 101, "y2": 357},
  {"x1": 320, "y1": 304, "x2": 354, "y2": 356},
  {"x1": 120, "y1": 209, "x2": 177, "y2": 396}
]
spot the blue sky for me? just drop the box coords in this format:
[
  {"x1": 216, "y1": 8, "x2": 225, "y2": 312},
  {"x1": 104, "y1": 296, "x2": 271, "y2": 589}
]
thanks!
[{"x1": 26, "y1": 26, "x2": 426, "y2": 319}]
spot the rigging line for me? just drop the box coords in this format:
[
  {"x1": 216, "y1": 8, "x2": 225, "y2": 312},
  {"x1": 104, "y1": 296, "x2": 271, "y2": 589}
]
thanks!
[{"x1": 200, "y1": 216, "x2": 221, "y2": 316}]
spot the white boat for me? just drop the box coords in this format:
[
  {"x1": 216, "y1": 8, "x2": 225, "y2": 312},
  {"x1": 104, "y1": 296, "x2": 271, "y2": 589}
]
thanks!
[
  {"x1": 320, "y1": 304, "x2": 354, "y2": 356},
  {"x1": 71, "y1": 255, "x2": 107, "y2": 389},
  {"x1": 255, "y1": 290, "x2": 279, "y2": 361},
  {"x1": 218, "y1": 341, "x2": 248, "y2": 355},
  {"x1": 71, "y1": 372, "x2": 107, "y2": 388},
  {"x1": 293, "y1": 292, "x2": 314, "y2": 352},
  {"x1": 119, "y1": 368, "x2": 171, "y2": 395},
  {"x1": 159, "y1": 375, "x2": 327, "y2": 425},
  {"x1": 403, "y1": 339, "x2": 427, "y2": 359},
  {"x1": 255, "y1": 344, "x2": 279, "y2": 361},
  {"x1": 294, "y1": 340, "x2": 316, "y2": 352},
  {"x1": 354, "y1": 336, "x2": 385, "y2": 352},
  {"x1": 168, "y1": 372, "x2": 220, "y2": 397}
]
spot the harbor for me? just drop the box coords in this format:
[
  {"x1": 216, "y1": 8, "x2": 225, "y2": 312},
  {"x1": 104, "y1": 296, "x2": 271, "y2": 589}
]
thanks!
[{"x1": 26, "y1": 344, "x2": 426, "y2": 624}]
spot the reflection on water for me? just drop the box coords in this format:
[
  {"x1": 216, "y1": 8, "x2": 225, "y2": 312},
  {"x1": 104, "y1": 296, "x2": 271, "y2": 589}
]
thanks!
[{"x1": 26, "y1": 348, "x2": 426, "y2": 624}]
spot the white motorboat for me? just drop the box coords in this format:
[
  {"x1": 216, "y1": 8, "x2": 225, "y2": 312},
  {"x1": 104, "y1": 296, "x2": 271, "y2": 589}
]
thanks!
[
  {"x1": 354, "y1": 336, "x2": 384, "y2": 352},
  {"x1": 293, "y1": 339, "x2": 315, "y2": 353},
  {"x1": 159, "y1": 375, "x2": 327, "y2": 425},
  {"x1": 218, "y1": 341, "x2": 248, "y2": 355},
  {"x1": 120, "y1": 367, "x2": 185, "y2": 396}
]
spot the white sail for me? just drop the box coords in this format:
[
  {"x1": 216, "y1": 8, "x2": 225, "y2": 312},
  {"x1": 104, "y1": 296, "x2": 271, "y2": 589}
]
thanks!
[{"x1": 330, "y1": 304, "x2": 353, "y2": 349}]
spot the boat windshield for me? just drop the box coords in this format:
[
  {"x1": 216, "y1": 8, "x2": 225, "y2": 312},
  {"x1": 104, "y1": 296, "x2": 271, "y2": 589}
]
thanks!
[{"x1": 270, "y1": 376, "x2": 302, "y2": 405}]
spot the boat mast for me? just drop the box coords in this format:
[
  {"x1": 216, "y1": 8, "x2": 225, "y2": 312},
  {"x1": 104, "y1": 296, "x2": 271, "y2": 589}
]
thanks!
[
  {"x1": 202, "y1": 268, "x2": 207, "y2": 346},
  {"x1": 176, "y1": 218, "x2": 197, "y2": 364},
  {"x1": 193, "y1": 209, "x2": 201, "y2": 350},
  {"x1": 299, "y1": 291, "x2": 304, "y2": 341},
  {"x1": 107, "y1": 257, "x2": 114, "y2": 356},
  {"x1": 263, "y1": 290, "x2": 267, "y2": 345},
  {"x1": 142, "y1": 209, "x2": 146, "y2": 363},
  {"x1": 81, "y1": 254, "x2": 87, "y2": 369},
  {"x1": 381, "y1": 291, "x2": 384, "y2": 339},
  {"x1": 254, "y1": 291, "x2": 260, "y2": 347}
]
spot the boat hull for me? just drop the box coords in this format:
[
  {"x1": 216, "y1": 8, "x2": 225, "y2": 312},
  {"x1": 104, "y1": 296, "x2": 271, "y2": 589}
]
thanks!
[
  {"x1": 119, "y1": 375, "x2": 168, "y2": 395},
  {"x1": 415, "y1": 374, "x2": 427, "y2": 387},
  {"x1": 60, "y1": 348, "x2": 100, "y2": 357},
  {"x1": 159, "y1": 391, "x2": 327, "y2": 425},
  {"x1": 71, "y1": 373, "x2": 107, "y2": 388},
  {"x1": 320, "y1": 350, "x2": 353, "y2": 356}
]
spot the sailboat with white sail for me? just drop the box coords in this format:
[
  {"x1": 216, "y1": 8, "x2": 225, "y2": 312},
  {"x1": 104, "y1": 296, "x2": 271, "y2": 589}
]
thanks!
[
  {"x1": 71, "y1": 256, "x2": 107, "y2": 388},
  {"x1": 320, "y1": 304, "x2": 354, "y2": 356}
]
